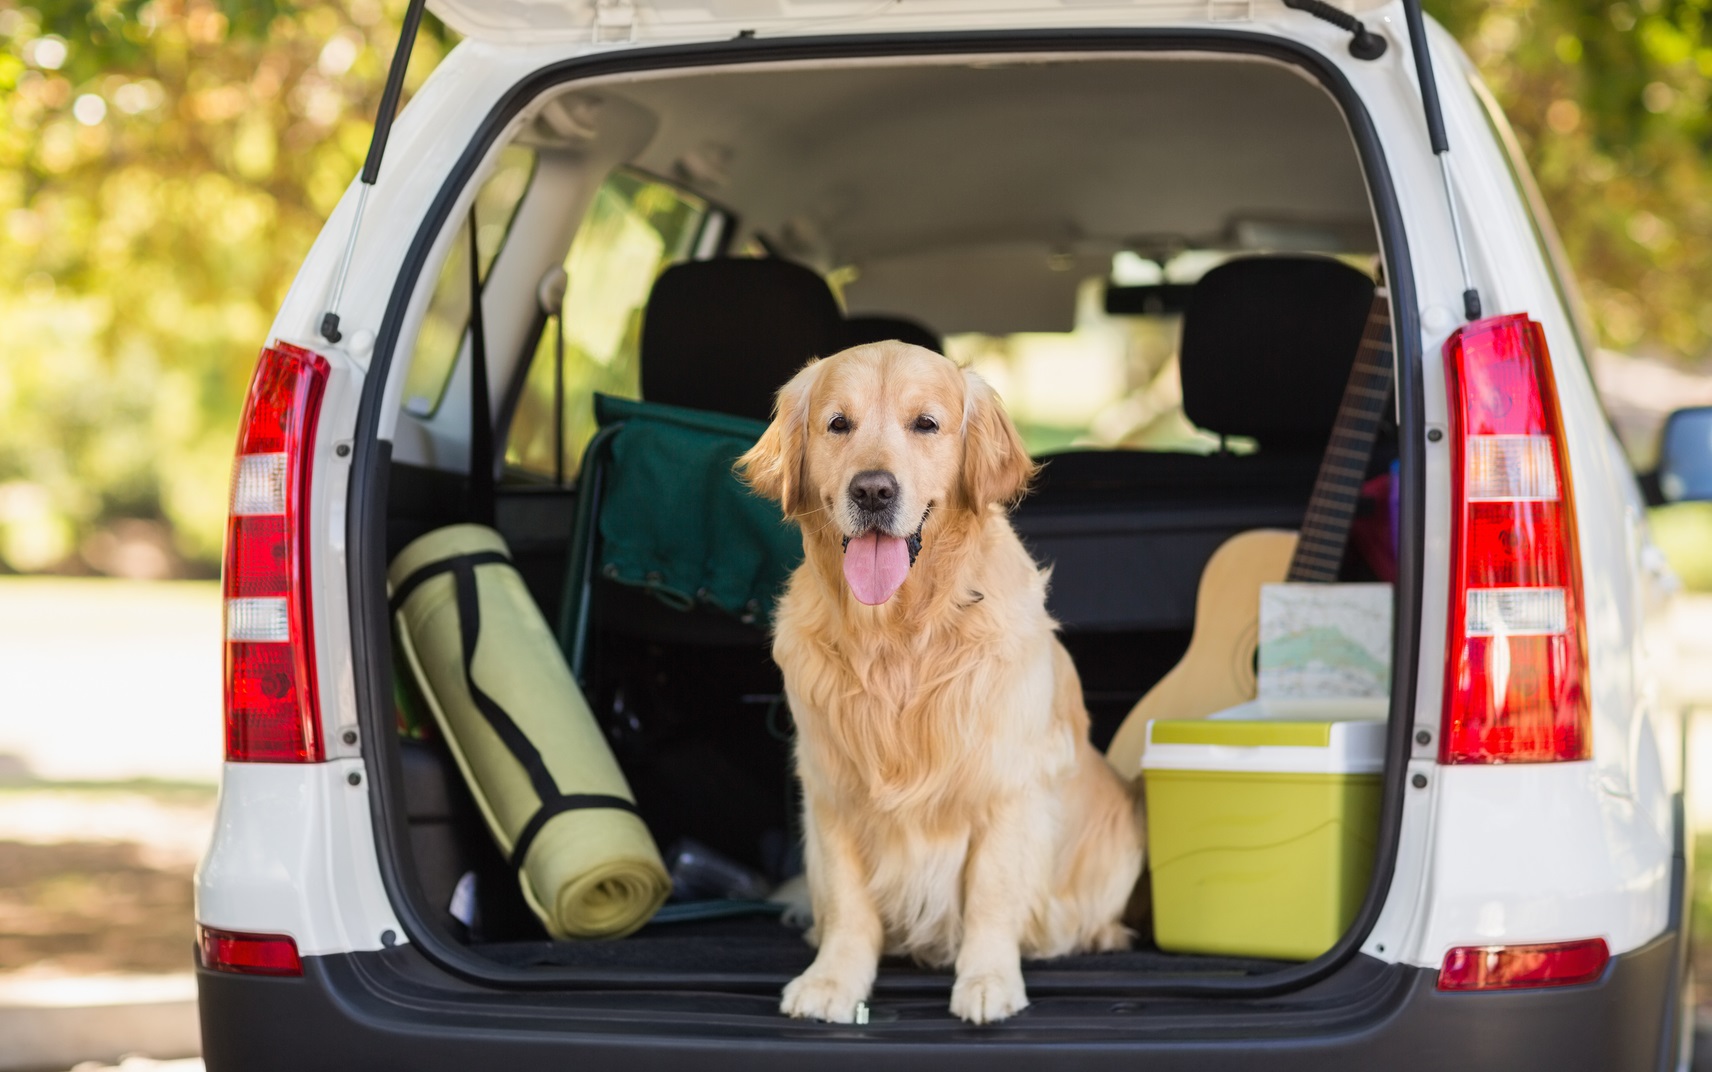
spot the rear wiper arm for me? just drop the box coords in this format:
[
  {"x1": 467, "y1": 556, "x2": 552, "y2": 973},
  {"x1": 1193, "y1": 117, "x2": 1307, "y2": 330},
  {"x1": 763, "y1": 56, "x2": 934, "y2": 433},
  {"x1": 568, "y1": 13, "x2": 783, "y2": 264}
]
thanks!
[{"x1": 1282, "y1": 0, "x2": 1388, "y2": 61}]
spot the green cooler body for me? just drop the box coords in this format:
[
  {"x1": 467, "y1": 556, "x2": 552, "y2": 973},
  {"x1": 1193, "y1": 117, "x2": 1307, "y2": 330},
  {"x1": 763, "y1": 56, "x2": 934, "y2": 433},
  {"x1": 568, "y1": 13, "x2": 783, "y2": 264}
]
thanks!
[{"x1": 1141, "y1": 719, "x2": 1384, "y2": 961}]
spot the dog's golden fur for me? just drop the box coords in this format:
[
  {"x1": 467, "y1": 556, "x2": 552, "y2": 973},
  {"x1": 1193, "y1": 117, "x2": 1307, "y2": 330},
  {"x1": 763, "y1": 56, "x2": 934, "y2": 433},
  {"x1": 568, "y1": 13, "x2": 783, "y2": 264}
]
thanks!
[{"x1": 738, "y1": 342, "x2": 1144, "y2": 1025}]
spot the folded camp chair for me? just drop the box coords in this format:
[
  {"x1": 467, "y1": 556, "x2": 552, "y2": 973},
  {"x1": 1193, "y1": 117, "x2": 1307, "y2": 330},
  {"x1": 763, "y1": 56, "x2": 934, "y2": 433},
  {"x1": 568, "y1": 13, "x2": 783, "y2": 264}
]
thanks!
[
  {"x1": 556, "y1": 394, "x2": 803, "y2": 683},
  {"x1": 555, "y1": 257, "x2": 843, "y2": 680}
]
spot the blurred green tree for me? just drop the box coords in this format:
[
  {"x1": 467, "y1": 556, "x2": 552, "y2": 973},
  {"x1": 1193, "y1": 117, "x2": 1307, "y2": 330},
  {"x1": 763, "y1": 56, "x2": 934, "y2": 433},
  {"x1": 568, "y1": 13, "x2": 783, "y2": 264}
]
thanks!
[
  {"x1": 1428, "y1": 0, "x2": 1712, "y2": 363},
  {"x1": 1427, "y1": 0, "x2": 1712, "y2": 588},
  {"x1": 0, "y1": 0, "x2": 450, "y2": 574},
  {"x1": 1, "y1": 0, "x2": 1708, "y2": 576}
]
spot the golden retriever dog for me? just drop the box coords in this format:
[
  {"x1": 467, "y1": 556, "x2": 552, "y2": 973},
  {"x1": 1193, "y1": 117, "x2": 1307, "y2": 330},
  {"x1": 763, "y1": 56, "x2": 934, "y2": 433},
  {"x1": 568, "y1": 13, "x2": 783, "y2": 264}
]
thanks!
[{"x1": 738, "y1": 341, "x2": 1144, "y2": 1025}]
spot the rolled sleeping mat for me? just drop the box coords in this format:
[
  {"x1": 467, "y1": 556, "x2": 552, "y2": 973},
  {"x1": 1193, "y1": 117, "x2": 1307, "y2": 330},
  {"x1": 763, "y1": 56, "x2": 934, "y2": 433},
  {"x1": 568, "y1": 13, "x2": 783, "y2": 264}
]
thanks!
[{"x1": 390, "y1": 524, "x2": 669, "y2": 939}]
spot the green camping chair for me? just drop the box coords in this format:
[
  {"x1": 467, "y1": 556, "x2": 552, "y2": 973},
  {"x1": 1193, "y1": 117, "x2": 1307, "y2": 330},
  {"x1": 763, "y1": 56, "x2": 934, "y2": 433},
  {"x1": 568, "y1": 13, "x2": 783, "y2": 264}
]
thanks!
[{"x1": 556, "y1": 394, "x2": 803, "y2": 683}]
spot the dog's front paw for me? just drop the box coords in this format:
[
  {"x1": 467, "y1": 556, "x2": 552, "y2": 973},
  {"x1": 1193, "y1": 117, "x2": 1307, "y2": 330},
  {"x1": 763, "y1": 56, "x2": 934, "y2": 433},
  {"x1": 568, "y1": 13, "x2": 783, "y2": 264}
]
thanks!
[
  {"x1": 781, "y1": 968, "x2": 868, "y2": 1023},
  {"x1": 1087, "y1": 921, "x2": 1134, "y2": 953},
  {"x1": 950, "y1": 969, "x2": 1028, "y2": 1024}
]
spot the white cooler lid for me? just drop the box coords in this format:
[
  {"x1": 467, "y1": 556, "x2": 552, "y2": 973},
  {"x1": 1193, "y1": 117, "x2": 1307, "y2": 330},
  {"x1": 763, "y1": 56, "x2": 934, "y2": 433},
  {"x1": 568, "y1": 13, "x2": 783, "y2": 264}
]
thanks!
[
  {"x1": 1140, "y1": 719, "x2": 1386, "y2": 776},
  {"x1": 1209, "y1": 697, "x2": 1388, "y2": 723}
]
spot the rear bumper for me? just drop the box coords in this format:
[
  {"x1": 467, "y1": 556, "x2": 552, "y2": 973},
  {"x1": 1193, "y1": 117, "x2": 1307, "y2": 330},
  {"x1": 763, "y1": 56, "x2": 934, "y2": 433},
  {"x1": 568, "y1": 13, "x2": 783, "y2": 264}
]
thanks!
[{"x1": 199, "y1": 934, "x2": 1678, "y2": 1071}]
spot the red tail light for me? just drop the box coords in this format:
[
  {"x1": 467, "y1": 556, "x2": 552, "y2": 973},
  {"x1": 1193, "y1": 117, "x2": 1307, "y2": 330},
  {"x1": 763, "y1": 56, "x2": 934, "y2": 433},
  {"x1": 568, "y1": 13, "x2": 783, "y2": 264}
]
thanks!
[
  {"x1": 1441, "y1": 315, "x2": 1590, "y2": 764},
  {"x1": 1438, "y1": 937, "x2": 1609, "y2": 991},
  {"x1": 223, "y1": 343, "x2": 329, "y2": 763},
  {"x1": 199, "y1": 926, "x2": 304, "y2": 977}
]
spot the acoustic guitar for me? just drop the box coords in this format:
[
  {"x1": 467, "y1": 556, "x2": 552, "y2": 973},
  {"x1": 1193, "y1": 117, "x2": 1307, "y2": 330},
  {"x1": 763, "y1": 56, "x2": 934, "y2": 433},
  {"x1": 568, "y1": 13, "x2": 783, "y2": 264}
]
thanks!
[{"x1": 1104, "y1": 287, "x2": 1395, "y2": 778}]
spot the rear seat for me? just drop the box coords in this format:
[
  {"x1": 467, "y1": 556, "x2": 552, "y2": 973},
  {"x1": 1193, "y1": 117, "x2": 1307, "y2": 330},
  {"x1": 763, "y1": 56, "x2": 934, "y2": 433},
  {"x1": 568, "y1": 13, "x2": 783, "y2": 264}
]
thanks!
[
  {"x1": 639, "y1": 258, "x2": 843, "y2": 422},
  {"x1": 1014, "y1": 255, "x2": 1380, "y2": 633},
  {"x1": 547, "y1": 254, "x2": 1378, "y2": 852},
  {"x1": 581, "y1": 254, "x2": 1378, "y2": 639}
]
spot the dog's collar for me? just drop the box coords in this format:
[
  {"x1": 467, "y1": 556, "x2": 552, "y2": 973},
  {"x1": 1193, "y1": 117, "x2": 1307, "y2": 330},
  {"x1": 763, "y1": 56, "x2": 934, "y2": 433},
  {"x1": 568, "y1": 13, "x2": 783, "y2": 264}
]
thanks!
[{"x1": 840, "y1": 506, "x2": 932, "y2": 568}]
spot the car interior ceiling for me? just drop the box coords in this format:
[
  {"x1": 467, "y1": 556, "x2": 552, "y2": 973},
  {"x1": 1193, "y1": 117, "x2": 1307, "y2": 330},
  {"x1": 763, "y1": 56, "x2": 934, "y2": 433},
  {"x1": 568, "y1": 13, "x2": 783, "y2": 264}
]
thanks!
[{"x1": 381, "y1": 54, "x2": 1396, "y2": 976}]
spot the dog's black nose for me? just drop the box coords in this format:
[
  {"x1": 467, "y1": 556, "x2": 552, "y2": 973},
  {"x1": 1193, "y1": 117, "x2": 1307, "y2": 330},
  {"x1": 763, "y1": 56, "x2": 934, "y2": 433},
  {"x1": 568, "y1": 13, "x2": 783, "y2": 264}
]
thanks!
[{"x1": 848, "y1": 470, "x2": 899, "y2": 515}]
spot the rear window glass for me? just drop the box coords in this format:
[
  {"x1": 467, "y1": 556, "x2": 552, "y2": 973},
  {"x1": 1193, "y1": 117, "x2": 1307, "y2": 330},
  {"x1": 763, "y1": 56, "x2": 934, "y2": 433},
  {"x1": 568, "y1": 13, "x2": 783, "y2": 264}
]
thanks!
[
  {"x1": 947, "y1": 276, "x2": 1217, "y2": 456},
  {"x1": 951, "y1": 252, "x2": 1374, "y2": 456},
  {"x1": 505, "y1": 169, "x2": 708, "y2": 482},
  {"x1": 403, "y1": 145, "x2": 538, "y2": 418}
]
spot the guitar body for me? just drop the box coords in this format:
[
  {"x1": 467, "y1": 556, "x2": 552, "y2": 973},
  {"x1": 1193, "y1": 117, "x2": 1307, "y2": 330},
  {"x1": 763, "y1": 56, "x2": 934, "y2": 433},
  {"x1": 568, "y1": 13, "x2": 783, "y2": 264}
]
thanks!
[{"x1": 1104, "y1": 529, "x2": 1297, "y2": 778}]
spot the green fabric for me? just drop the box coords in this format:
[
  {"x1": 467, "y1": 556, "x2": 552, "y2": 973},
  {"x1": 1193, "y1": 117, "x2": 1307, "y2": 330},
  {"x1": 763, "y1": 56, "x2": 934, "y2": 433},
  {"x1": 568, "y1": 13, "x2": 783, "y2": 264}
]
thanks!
[
  {"x1": 592, "y1": 394, "x2": 802, "y2": 624},
  {"x1": 391, "y1": 524, "x2": 671, "y2": 939},
  {"x1": 649, "y1": 900, "x2": 786, "y2": 924}
]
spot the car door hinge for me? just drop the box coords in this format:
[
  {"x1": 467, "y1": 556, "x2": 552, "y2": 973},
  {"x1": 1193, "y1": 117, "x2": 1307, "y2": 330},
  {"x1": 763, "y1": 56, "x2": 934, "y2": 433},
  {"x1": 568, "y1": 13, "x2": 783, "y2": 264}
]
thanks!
[{"x1": 594, "y1": 0, "x2": 640, "y2": 41}]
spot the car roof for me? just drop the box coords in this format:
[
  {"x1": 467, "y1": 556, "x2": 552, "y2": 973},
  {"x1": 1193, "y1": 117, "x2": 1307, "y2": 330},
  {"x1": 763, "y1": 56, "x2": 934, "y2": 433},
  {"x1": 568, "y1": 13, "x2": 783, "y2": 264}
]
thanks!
[{"x1": 585, "y1": 58, "x2": 1375, "y2": 333}]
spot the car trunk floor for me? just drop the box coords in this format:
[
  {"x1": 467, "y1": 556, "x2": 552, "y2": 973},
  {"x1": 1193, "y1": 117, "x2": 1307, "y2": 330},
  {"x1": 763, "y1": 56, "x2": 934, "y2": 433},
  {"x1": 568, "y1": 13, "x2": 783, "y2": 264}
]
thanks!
[{"x1": 475, "y1": 913, "x2": 1290, "y2": 982}]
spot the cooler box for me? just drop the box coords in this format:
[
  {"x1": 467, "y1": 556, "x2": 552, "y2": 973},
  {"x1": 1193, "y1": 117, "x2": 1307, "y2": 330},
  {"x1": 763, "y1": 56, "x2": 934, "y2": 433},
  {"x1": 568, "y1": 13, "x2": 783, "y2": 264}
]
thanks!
[{"x1": 1141, "y1": 719, "x2": 1384, "y2": 961}]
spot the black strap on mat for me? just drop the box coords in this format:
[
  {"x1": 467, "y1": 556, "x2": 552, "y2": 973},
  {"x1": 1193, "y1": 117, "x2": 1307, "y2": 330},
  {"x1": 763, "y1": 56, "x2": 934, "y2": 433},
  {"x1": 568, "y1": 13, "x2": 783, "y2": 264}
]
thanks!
[
  {"x1": 388, "y1": 550, "x2": 510, "y2": 614},
  {"x1": 391, "y1": 551, "x2": 640, "y2": 871}
]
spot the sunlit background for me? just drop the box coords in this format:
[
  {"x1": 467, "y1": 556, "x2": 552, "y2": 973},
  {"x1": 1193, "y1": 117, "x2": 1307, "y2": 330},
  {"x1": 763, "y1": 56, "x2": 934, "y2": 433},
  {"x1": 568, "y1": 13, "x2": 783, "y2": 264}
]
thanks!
[{"x1": 1, "y1": 0, "x2": 1710, "y2": 1068}]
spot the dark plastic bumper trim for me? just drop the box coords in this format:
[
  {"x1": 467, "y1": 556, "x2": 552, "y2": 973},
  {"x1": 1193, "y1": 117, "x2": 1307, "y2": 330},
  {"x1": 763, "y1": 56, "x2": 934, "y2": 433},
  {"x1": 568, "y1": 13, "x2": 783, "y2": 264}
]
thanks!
[{"x1": 199, "y1": 935, "x2": 1675, "y2": 1071}]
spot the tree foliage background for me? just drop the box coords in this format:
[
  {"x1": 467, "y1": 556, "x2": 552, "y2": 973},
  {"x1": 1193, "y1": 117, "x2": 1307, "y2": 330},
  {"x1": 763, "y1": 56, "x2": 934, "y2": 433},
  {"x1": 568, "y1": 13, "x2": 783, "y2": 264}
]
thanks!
[
  {"x1": 1432, "y1": 0, "x2": 1712, "y2": 362},
  {"x1": 0, "y1": 0, "x2": 451, "y2": 576},
  {"x1": 0, "y1": 0, "x2": 1708, "y2": 577}
]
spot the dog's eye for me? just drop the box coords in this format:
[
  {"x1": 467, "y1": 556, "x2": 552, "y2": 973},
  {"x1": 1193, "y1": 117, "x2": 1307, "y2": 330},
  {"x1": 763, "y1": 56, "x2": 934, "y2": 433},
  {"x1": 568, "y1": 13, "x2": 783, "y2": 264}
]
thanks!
[
  {"x1": 913, "y1": 415, "x2": 939, "y2": 434},
  {"x1": 828, "y1": 414, "x2": 850, "y2": 434}
]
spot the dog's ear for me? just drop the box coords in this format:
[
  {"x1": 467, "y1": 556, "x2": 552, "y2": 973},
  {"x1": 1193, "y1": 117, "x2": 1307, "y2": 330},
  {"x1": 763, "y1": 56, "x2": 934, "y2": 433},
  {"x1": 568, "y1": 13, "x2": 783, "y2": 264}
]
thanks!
[
  {"x1": 958, "y1": 368, "x2": 1036, "y2": 511},
  {"x1": 737, "y1": 358, "x2": 822, "y2": 517}
]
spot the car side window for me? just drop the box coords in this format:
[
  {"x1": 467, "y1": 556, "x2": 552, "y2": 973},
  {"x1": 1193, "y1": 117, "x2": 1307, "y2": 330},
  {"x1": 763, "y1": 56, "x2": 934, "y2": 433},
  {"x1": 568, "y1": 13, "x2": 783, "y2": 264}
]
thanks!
[
  {"x1": 504, "y1": 169, "x2": 709, "y2": 483},
  {"x1": 403, "y1": 145, "x2": 538, "y2": 418}
]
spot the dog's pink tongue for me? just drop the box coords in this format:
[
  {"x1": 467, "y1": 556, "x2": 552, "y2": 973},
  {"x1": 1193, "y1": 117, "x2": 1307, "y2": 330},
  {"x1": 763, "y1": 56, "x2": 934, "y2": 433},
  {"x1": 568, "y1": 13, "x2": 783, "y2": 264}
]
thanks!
[{"x1": 842, "y1": 532, "x2": 911, "y2": 605}]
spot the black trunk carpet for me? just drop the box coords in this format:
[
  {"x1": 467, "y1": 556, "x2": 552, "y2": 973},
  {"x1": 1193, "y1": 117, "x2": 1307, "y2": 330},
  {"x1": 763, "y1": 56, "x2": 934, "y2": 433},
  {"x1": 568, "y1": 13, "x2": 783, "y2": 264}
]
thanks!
[{"x1": 477, "y1": 914, "x2": 1288, "y2": 981}]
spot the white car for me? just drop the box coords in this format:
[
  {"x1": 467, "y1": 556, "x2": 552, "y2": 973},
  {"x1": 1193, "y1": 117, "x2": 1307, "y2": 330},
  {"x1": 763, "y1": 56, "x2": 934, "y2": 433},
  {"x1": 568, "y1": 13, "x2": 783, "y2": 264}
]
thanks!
[{"x1": 195, "y1": 0, "x2": 1712, "y2": 1067}]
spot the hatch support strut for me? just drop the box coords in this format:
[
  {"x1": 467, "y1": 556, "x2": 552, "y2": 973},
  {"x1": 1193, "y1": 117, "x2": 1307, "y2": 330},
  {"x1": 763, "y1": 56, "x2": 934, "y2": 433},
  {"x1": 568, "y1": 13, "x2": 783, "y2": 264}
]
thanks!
[
  {"x1": 1400, "y1": 0, "x2": 1481, "y2": 322},
  {"x1": 320, "y1": 0, "x2": 430, "y2": 344}
]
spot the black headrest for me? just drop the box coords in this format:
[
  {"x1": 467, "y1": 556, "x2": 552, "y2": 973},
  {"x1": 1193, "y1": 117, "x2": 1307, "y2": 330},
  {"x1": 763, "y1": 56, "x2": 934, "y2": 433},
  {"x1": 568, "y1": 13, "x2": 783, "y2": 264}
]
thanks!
[
  {"x1": 844, "y1": 314, "x2": 944, "y2": 354},
  {"x1": 1179, "y1": 257, "x2": 1377, "y2": 451},
  {"x1": 640, "y1": 259, "x2": 845, "y2": 422}
]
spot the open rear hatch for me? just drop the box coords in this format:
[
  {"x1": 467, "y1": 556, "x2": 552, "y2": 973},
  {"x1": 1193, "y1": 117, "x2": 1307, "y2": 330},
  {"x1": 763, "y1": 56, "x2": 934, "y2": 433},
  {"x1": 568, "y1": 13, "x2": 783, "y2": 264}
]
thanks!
[{"x1": 351, "y1": 31, "x2": 1425, "y2": 1019}]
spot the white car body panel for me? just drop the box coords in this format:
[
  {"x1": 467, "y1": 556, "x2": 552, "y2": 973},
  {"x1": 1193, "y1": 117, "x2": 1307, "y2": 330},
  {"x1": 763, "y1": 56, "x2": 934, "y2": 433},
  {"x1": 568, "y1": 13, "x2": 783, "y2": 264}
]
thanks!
[
  {"x1": 1412, "y1": 763, "x2": 1670, "y2": 966},
  {"x1": 196, "y1": 760, "x2": 402, "y2": 955},
  {"x1": 199, "y1": 0, "x2": 1680, "y2": 988},
  {"x1": 428, "y1": 0, "x2": 1397, "y2": 45},
  {"x1": 1360, "y1": 22, "x2": 1676, "y2": 970}
]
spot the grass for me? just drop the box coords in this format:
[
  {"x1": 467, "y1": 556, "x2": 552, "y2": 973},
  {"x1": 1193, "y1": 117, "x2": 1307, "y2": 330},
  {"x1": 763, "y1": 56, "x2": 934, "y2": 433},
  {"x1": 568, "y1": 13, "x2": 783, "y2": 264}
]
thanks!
[
  {"x1": 0, "y1": 781, "x2": 216, "y2": 975},
  {"x1": 0, "y1": 779, "x2": 216, "y2": 799},
  {"x1": 0, "y1": 840, "x2": 197, "y2": 974},
  {"x1": 1692, "y1": 833, "x2": 1712, "y2": 1012}
]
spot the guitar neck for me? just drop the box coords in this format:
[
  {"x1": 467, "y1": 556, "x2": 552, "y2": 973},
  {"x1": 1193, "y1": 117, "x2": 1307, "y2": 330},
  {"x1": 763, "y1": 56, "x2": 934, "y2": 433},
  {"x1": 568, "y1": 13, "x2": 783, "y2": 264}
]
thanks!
[{"x1": 1287, "y1": 289, "x2": 1394, "y2": 584}]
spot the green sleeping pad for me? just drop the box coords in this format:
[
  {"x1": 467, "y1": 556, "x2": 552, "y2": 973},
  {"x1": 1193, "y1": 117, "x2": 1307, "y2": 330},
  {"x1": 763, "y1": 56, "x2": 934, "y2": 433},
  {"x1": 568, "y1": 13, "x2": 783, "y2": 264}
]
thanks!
[{"x1": 390, "y1": 524, "x2": 670, "y2": 939}]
